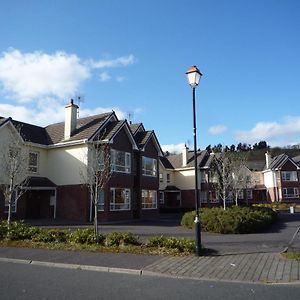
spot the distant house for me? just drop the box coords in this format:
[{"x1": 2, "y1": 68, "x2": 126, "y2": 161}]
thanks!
[
  {"x1": 0, "y1": 100, "x2": 163, "y2": 222},
  {"x1": 159, "y1": 148, "x2": 300, "y2": 210}
]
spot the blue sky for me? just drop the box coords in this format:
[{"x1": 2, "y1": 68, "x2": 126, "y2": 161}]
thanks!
[{"x1": 0, "y1": 0, "x2": 300, "y2": 152}]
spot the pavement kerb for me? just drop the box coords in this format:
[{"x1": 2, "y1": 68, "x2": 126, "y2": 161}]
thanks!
[{"x1": 1, "y1": 255, "x2": 300, "y2": 285}]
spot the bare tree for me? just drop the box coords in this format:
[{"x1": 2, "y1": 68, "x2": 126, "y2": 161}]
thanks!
[
  {"x1": 210, "y1": 152, "x2": 234, "y2": 210},
  {"x1": 0, "y1": 127, "x2": 29, "y2": 228},
  {"x1": 81, "y1": 139, "x2": 112, "y2": 243},
  {"x1": 231, "y1": 153, "x2": 249, "y2": 206}
]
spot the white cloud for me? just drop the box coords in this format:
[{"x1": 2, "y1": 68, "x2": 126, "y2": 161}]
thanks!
[
  {"x1": 208, "y1": 125, "x2": 227, "y2": 135},
  {"x1": 0, "y1": 49, "x2": 136, "y2": 103},
  {"x1": 116, "y1": 76, "x2": 126, "y2": 82},
  {"x1": 0, "y1": 49, "x2": 90, "y2": 102},
  {"x1": 235, "y1": 116, "x2": 300, "y2": 146},
  {"x1": 161, "y1": 143, "x2": 186, "y2": 154},
  {"x1": 89, "y1": 55, "x2": 136, "y2": 69},
  {"x1": 99, "y1": 72, "x2": 111, "y2": 82}
]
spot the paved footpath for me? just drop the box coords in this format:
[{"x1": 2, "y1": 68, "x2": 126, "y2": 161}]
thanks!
[{"x1": 0, "y1": 247, "x2": 299, "y2": 284}]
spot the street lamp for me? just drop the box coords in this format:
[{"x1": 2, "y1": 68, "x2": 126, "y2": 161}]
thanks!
[{"x1": 186, "y1": 65, "x2": 203, "y2": 256}]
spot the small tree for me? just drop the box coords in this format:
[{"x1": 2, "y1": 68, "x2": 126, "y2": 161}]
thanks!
[
  {"x1": 82, "y1": 139, "x2": 112, "y2": 243},
  {"x1": 0, "y1": 127, "x2": 28, "y2": 228},
  {"x1": 210, "y1": 152, "x2": 234, "y2": 210}
]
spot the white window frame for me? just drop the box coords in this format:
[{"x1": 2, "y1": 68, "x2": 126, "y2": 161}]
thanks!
[
  {"x1": 97, "y1": 190, "x2": 105, "y2": 211},
  {"x1": 111, "y1": 149, "x2": 131, "y2": 174},
  {"x1": 247, "y1": 189, "x2": 253, "y2": 199},
  {"x1": 159, "y1": 191, "x2": 164, "y2": 204},
  {"x1": 28, "y1": 151, "x2": 39, "y2": 173},
  {"x1": 238, "y1": 190, "x2": 244, "y2": 199},
  {"x1": 166, "y1": 173, "x2": 171, "y2": 183},
  {"x1": 4, "y1": 190, "x2": 18, "y2": 213},
  {"x1": 141, "y1": 190, "x2": 157, "y2": 209},
  {"x1": 110, "y1": 188, "x2": 131, "y2": 211},
  {"x1": 142, "y1": 157, "x2": 157, "y2": 177},
  {"x1": 281, "y1": 171, "x2": 298, "y2": 182},
  {"x1": 283, "y1": 187, "x2": 299, "y2": 198},
  {"x1": 159, "y1": 173, "x2": 164, "y2": 183}
]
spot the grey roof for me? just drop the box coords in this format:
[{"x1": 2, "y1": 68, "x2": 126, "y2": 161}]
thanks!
[
  {"x1": 1, "y1": 112, "x2": 112, "y2": 145},
  {"x1": 101, "y1": 121, "x2": 125, "y2": 141},
  {"x1": 265, "y1": 153, "x2": 288, "y2": 170},
  {"x1": 164, "y1": 185, "x2": 180, "y2": 191},
  {"x1": 129, "y1": 123, "x2": 144, "y2": 135},
  {"x1": 293, "y1": 155, "x2": 300, "y2": 165},
  {"x1": 45, "y1": 112, "x2": 112, "y2": 144},
  {"x1": 134, "y1": 131, "x2": 153, "y2": 148},
  {"x1": 167, "y1": 150, "x2": 209, "y2": 169},
  {"x1": 26, "y1": 176, "x2": 56, "y2": 187},
  {"x1": 160, "y1": 156, "x2": 174, "y2": 169}
]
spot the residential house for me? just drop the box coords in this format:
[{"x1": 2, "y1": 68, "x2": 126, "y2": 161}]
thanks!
[
  {"x1": 159, "y1": 148, "x2": 300, "y2": 210},
  {"x1": 0, "y1": 100, "x2": 163, "y2": 222}
]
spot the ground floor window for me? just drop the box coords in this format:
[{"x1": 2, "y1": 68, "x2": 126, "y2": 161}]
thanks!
[
  {"x1": 200, "y1": 191, "x2": 207, "y2": 203},
  {"x1": 97, "y1": 190, "x2": 105, "y2": 211},
  {"x1": 159, "y1": 191, "x2": 164, "y2": 204},
  {"x1": 110, "y1": 188, "x2": 131, "y2": 211},
  {"x1": 4, "y1": 191, "x2": 17, "y2": 213},
  {"x1": 209, "y1": 191, "x2": 219, "y2": 203},
  {"x1": 283, "y1": 187, "x2": 299, "y2": 198},
  {"x1": 247, "y1": 189, "x2": 253, "y2": 199},
  {"x1": 142, "y1": 190, "x2": 157, "y2": 209},
  {"x1": 238, "y1": 190, "x2": 244, "y2": 199}
]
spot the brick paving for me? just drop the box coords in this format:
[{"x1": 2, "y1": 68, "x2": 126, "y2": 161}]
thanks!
[{"x1": 143, "y1": 253, "x2": 300, "y2": 283}]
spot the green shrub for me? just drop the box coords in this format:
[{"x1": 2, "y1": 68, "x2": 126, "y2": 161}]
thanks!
[
  {"x1": 105, "y1": 232, "x2": 139, "y2": 247},
  {"x1": 32, "y1": 229, "x2": 70, "y2": 243},
  {"x1": 147, "y1": 236, "x2": 195, "y2": 253},
  {"x1": 69, "y1": 228, "x2": 102, "y2": 245},
  {"x1": 0, "y1": 221, "x2": 8, "y2": 239},
  {"x1": 181, "y1": 206, "x2": 277, "y2": 234}
]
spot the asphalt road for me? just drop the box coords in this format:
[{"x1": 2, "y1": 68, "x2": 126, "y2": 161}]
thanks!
[
  {"x1": 1, "y1": 261, "x2": 300, "y2": 300},
  {"x1": 39, "y1": 212, "x2": 300, "y2": 254},
  {"x1": 97, "y1": 212, "x2": 300, "y2": 254}
]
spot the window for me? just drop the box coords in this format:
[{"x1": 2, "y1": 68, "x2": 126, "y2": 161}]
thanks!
[
  {"x1": 201, "y1": 173, "x2": 207, "y2": 183},
  {"x1": 159, "y1": 173, "x2": 164, "y2": 183},
  {"x1": 110, "y1": 188, "x2": 130, "y2": 210},
  {"x1": 283, "y1": 188, "x2": 299, "y2": 198},
  {"x1": 4, "y1": 191, "x2": 17, "y2": 213},
  {"x1": 247, "y1": 190, "x2": 253, "y2": 199},
  {"x1": 97, "y1": 190, "x2": 104, "y2": 211},
  {"x1": 142, "y1": 157, "x2": 157, "y2": 177},
  {"x1": 282, "y1": 171, "x2": 298, "y2": 182},
  {"x1": 200, "y1": 192, "x2": 207, "y2": 203},
  {"x1": 142, "y1": 190, "x2": 157, "y2": 209},
  {"x1": 159, "y1": 192, "x2": 164, "y2": 204},
  {"x1": 28, "y1": 152, "x2": 39, "y2": 173},
  {"x1": 238, "y1": 190, "x2": 244, "y2": 199},
  {"x1": 209, "y1": 191, "x2": 219, "y2": 203},
  {"x1": 111, "y1": 150, "x2": 131, "y2": 173},
  {"x1": 167, "y1": 173, "x2": 170, "y2": 183},
  {"x1": 226, "y1": 192, "x2": 233, "y2": 203}
]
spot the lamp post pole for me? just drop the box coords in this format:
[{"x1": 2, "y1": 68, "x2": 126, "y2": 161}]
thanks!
[{"x1": 186, "y1": 65, "x2": 202, "y2": 257}]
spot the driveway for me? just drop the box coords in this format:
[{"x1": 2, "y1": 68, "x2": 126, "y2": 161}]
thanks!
[{"x1": 33, "y1": 212, "x2": 300, "y2": 255}]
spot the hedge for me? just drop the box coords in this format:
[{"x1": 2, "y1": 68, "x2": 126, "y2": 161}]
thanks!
[{"x1": 181, "y1": 206, "x2": 277, "y2": 234}]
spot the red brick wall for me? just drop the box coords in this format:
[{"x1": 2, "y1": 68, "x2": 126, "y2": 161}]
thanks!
[{"x1": 57, "y1": 185, "x2": 89, "y2": 222}]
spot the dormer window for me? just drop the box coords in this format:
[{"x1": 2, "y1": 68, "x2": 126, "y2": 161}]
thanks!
[{"x1": 28, "y1": 152, "x2": 39, "y2": 173}]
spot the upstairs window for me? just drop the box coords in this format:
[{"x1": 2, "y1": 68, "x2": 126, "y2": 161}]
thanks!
[
  {"x1": 166, "y1": 173, "x2": 170, "y2": 183},
  {"x1": 111, "y1": 149, "x2": 131, "y2": 173},
  {"x1": 159, "y1": 173, "x2": 164, "y2": 182},
  {"x1": 142, "y1": 157, "x2": 157, "y2": 177},
  {"x1": 28, "y1": 152, "x2": 39, "y2": 173},
  {"x1": 282, "y1": 171, "x2": 298, "y2": 182}
]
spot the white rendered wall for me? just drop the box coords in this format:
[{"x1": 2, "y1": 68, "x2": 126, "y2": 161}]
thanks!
[
  {"x1": 46, "y1": 144, "x2": 88, "y2": 185},
  {"x1": 263, "y1": 171, "x2": 275, "y2": 188}
]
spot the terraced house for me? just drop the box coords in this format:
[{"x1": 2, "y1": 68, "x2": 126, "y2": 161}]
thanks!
[
  {"x1": 0, "y1": 100, "x2": 163, "y2": 222},
  {"x1": 159, "y1": 147, "x2": 300, "y2": 210}
]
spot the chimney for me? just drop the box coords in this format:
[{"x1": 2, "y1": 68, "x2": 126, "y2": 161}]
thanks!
[
  {"x1": 265, "y1": 151, "x2": 271, "y2": 169},
  {"x1": 182, "y1": 144, "x2": 189, "y2": 167},
  {"x1": 64, "y1": 99, "x2": 79, "y2": 140}
]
